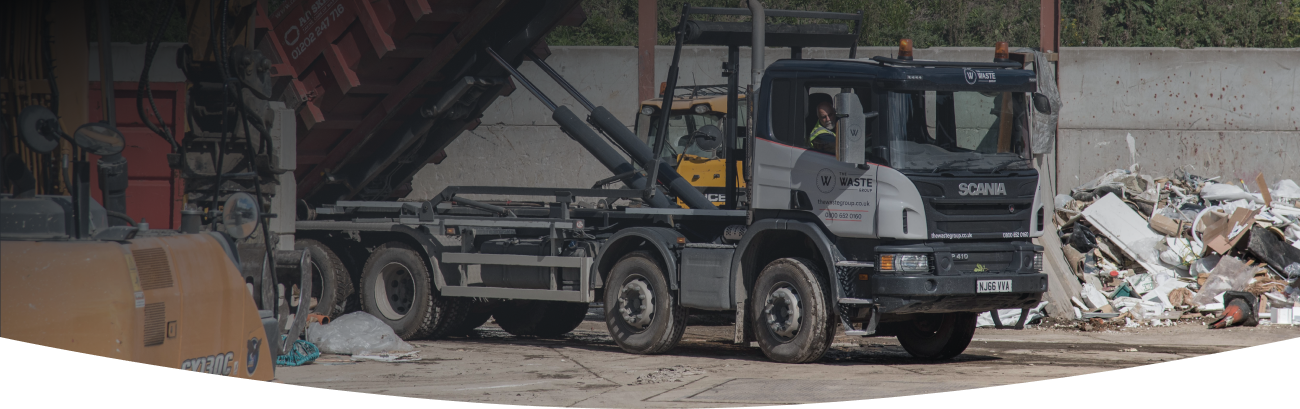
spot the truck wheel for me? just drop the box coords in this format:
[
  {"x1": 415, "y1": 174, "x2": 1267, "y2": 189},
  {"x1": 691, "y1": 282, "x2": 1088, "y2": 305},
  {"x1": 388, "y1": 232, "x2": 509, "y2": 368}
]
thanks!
[
  {"x1": 295, "y1": 239, "x2": 353, "y2": 318},
  {"x1": 492, "y1": 301, "x2": 588, "y2": 338},
  {"x1": 750, "y1": 258, "x2": 835, "y2": 363},
  {"x1": 360, "y1": 242, "x2": 448, "y2": 340},
  {"x1": 896, "y1": 312, "x2": 977, "y2": 360},
  {"x1": 604, "y1": 251, "x2": 686, "y2": 354}
]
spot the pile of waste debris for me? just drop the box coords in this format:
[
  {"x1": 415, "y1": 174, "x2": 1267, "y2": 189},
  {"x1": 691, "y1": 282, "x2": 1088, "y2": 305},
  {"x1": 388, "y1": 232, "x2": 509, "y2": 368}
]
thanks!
[{"x1": 1052, "y1": 168, "x2": 1300, "y2": 329}]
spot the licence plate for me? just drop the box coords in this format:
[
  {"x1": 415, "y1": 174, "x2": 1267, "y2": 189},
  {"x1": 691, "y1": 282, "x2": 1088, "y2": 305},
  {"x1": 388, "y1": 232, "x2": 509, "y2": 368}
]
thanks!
[{"x1": 977, "y1": 279, "x2": 1013, "y2": 293}]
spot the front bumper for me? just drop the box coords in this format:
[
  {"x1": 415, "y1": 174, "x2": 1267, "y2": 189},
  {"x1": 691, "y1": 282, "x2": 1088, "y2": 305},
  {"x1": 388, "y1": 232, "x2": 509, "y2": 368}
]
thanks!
[{"x1": 870, "y1": 272, "x2": 1047, "y2": 314}]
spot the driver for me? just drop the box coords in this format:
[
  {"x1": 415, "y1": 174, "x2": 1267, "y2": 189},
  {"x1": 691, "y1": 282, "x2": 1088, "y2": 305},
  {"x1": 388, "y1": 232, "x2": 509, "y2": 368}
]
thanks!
[{"x1": 808, "y1": 101, "x2": 836, "y2": 153}]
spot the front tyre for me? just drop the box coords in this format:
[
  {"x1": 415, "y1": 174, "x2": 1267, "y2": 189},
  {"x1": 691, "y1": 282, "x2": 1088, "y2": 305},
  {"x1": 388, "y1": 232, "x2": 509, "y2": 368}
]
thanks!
[
  {"x1": 896, "y1": 312, "x2": 977, "y2": 360},
  {"x1": 604, "y1": 251, "x2": 686, "y2": 354},
  {"x1": 750, "y1": 258, "x2": 835, "y2": 363}
]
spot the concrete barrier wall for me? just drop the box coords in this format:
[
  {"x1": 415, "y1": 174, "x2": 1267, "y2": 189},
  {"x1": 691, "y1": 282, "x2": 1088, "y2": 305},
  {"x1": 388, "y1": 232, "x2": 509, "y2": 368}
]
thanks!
[
  {"x1": 1056, "y1": 48, "x2": 1299, "y2": 192},
  {"x1": 405, "y1": 46, "x2": 1299, "y2": 200}
]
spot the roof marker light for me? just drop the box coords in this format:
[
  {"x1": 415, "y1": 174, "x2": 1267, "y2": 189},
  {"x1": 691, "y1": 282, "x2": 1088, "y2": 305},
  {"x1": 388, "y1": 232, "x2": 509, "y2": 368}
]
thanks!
[{"x1": 898, "y1": 39, "x2": 913, "y2": 60}]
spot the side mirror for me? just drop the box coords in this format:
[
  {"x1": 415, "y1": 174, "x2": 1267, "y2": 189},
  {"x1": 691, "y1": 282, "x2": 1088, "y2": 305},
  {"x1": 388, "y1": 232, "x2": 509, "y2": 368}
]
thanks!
[
  {"x1": 17, "y1": 105, "x2": 61, "y2": 154},
  {"x1": 833, "y1": 93, "x2": 866, "y2": 165},
  {"x1": 72, "y1": 122, "x2": 126, "y2": 156},
  {"x1": 691, "y1": 125, "x2": 723, "y2": 151},
  {"x1": 222, "y1": 192, "x2": 261, "y2": 240},
  {"x1": 1032, "y1": 92, "x2": 1054, "y2": 115}
]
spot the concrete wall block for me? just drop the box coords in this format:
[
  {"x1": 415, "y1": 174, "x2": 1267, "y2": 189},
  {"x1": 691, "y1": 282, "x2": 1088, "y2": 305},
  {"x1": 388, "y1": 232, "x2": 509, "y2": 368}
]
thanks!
[
  {"x1": 1059, "y1": 48, "x2": 1300, "y2": 132},
  {"x1": 1057, "y1": 129, "x2": 1300, "y2": 192}
]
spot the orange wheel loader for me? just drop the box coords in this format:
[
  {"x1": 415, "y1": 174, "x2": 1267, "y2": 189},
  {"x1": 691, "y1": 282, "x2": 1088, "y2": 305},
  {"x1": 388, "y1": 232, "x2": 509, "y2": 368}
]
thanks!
[{"x1": 1, "y1": 108, "x2": 281, "y2": 381}]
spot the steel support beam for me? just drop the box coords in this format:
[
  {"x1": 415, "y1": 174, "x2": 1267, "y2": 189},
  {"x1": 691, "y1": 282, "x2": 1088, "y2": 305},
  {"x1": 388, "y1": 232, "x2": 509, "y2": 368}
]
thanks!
[{"x1": 638, "y1": 0, "x2": 657, "y2": 102}]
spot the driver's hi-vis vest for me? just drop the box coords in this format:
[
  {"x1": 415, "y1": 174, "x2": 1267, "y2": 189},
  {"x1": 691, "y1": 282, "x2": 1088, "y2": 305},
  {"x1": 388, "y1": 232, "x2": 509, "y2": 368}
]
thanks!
[{"x1": 809, "y1": 125, "x2": 835, "y2": 146}]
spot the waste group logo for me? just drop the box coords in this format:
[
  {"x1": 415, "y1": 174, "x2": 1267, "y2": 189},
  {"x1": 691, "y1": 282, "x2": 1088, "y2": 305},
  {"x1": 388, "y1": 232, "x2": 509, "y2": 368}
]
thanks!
[
  {"x1": 816, "y1": 168, "x2": 836, "y2": 193},
  {"x1": 963, "y1": 68, "x2": 977, "y2": 85}
]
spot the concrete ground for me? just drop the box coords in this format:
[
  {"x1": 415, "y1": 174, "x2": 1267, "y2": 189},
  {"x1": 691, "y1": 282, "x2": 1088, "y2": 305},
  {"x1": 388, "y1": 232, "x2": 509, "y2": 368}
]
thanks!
[{"x1": 277, "y1": 308, "x2": 1300, "y2": 407}]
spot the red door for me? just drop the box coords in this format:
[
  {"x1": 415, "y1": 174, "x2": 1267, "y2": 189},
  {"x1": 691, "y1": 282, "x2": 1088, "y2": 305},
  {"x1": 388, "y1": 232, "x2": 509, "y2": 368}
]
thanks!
[{"x1": 87, "y1": 81, "x2": 186, "y2": 229}]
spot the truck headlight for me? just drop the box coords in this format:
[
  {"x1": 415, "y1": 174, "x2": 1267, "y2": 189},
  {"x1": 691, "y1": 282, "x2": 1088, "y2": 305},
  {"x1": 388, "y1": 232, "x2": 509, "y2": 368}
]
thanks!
[
  {"x1": 879, "y1": 254, "x2": 928, "y2": 272},
  {"x1": 1033, "y1": 252, "x2": 1043, "y2": 272}
]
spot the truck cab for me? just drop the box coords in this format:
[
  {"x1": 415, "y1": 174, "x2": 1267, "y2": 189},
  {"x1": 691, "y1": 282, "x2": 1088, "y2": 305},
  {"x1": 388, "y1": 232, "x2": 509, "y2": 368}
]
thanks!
[{"x1": 751, "y1": 55, "x2": 1048, "y2": 331}]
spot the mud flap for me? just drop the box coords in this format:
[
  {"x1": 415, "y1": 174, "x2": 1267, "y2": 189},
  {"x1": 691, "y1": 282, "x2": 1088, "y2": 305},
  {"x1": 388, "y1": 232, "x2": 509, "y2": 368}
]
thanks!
[{"x1": 989, "y1": 307, "x2": 1031, "y2": 329}]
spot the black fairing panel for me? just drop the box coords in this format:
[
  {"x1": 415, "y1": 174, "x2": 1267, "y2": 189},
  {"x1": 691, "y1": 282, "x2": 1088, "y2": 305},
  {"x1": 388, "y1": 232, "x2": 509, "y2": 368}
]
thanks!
[{"x1": 908, "y1": 171, "x2": 1039, "y2": 241}]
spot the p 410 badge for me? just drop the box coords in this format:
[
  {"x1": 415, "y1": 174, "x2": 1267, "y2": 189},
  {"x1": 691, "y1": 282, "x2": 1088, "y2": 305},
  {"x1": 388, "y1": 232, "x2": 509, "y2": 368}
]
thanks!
[{"x1": 181, "y1": 351, "x2": 236, "y2": 376}]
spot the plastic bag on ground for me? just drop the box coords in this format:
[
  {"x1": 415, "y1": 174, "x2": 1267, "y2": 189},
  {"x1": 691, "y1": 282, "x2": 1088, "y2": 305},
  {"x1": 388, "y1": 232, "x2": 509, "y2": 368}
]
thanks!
[
  {"x1": 1191, "y1": 256, "x2": 1254, "y2": 307},
  {"x1": 1055, "y1": 194, "x2": 1073, "y2": 210},
  {"x1": 306, "y1": 311, "x2": 414, "y2": 355},
  {"x1": 1071, "y1": 169, "x2": 1130, "y2": 201},
  {"x1": 1192, "y1": 254, "x2": 1221, "y2": 277},
  {"x1": 1273, "y1": 180, "x2": 1300, "y2": 200},
  {"x1": 1159, "y1": 238, "x2": 1197, "y2": 274}
]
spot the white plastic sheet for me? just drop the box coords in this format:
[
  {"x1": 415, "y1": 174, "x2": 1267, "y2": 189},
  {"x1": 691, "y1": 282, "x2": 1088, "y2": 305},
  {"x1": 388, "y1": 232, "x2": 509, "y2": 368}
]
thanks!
[
  {"x1": 306, "y1": 312, "x2": 414, "y2": 355},
  {"x1": 1200, "y1": 183, "x2": 1259, "y2": 203}
]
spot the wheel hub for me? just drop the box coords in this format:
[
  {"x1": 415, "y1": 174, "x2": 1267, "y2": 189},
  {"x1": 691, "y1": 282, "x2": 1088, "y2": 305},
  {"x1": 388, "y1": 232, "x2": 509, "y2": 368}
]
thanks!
[
  {"x1": 617, "y1": 278, "x2": 655, "y2": 330},
  {"x1": 764, "y1": 286, "x2": 802, "y2": 338},
  {"x1": 374, "y1": 262, "x2": 415, "y2": 320}
]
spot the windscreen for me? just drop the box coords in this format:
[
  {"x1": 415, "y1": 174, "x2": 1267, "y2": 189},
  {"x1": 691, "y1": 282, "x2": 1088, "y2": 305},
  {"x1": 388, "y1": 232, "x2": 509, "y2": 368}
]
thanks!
[
  {"x1": 880, "y1": 91, "x2": 1032, "y2": 173},
  {"x1": 635, "y1": 100, "x2": 747, "y2": 161}
]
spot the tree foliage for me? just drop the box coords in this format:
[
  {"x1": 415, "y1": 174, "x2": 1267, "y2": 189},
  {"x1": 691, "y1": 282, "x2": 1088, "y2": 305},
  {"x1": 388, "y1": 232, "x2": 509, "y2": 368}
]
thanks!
[
  {"x1": 1061, "y1": 0, "x2": 1298, "y2": 47},
  {"x1": 547, "y1": 0, "x2": 1300, "y2": 48},
  {"x1": 88, "y1": 0, "x2": 1300, "y2": 48}
]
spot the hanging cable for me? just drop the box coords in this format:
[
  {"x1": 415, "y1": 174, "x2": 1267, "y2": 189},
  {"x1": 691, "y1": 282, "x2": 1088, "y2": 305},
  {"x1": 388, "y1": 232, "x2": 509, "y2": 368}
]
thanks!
[
  {"x1": 137, "y1": 0, "x2": 179, "y2": 152},
  {"x1": 207, "y1": 0, "x2": 232, "y2": 222}
]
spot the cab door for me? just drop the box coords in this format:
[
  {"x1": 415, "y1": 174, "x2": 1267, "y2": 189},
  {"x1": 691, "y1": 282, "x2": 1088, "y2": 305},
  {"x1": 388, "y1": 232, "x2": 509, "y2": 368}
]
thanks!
[{"x1": 752, "y1": 77, "x2": 878, "y2": 238}]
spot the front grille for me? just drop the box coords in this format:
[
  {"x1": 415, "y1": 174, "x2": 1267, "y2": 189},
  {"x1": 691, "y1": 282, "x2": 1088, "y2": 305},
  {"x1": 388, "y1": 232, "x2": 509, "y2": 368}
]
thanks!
[{"x1": 936, "y1": 220, "x2": 1020, "y2": 233}]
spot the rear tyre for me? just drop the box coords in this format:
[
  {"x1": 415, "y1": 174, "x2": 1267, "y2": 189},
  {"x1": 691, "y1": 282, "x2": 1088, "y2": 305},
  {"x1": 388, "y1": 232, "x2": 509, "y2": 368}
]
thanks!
[
  {"x1": 750, "y1": 257, "x2": 836, "y2": 363},
  {"x1": 492, "y1": 301, "x2": 589, "y2": 338},
  {"x1": 896, "y1": 312, "x2": 977, "y2": 360},
  {"x1": 360, "y1": 242, "x2": 458, "y2": 340},
  {"x1": 604, "y1": 251, "x2": 686, "y2": 354},
  {"x1": 449, "y1": 307, "x2": 494, "y2": 336},
  {"x1": 534, "y1": 302, "x2": 590, "y2": 337},
  {"x1": 295, "y1": 239, "x2": 353, "y2": 318}
]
